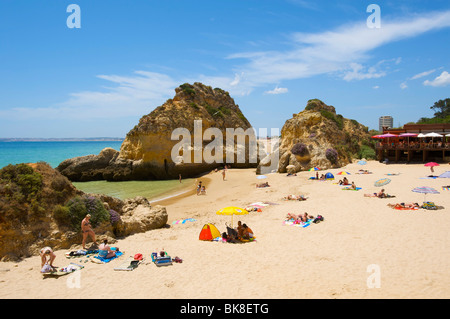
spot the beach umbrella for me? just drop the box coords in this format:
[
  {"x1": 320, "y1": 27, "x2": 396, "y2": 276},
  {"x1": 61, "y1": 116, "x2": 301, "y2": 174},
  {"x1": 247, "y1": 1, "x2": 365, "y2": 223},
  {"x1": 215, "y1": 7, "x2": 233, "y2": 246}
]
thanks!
[
  {"x1": 357, "y1": 160, "x2": 367, "y2": 165},
  {"x1": 379, "y1": 133, "x2": 398, "y2": 138},
  {"x1": 309, "y1": 167, "x2": 320, "y2": 171},
  {"x1": 399, "y1": 132, "x2": 418, "y2": 144},
  {"x1": 371, "y1": 135, "x2": 383, "y2": 139},
  {"x1": 337, "y1": 171, "x2": 351, "y2": 175},
  {"x1": 424, "y1": 132, "x2": 443, "y2": 138},
  {"x1": 256, "y1": 175, "x2": 267, "y2": 179},
  {"x1": 216, "y1": 206, "x2": 248, "y2": 227},
  {"x1": 425, "y1": 162, "x2": 439, "y2": 173},
  {"x1": 438, "y1": 171, "x2": 450, "y2": 178},
  {"x1": 417, "y1": 133, "x2": 426, "y2": 138},
  {"x1": 374, "y1": 178, "x2": 391, "y2": 187},
  {"x1": 412, "y1": 186, "x2": 439, "y2": 202}
]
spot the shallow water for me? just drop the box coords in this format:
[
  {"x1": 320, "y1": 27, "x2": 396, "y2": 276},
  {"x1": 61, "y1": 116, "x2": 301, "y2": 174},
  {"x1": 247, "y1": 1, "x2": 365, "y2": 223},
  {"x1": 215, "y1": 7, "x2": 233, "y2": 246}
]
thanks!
[{"x1": 73, "y1": 178, "x2": 197, "y2": 201}]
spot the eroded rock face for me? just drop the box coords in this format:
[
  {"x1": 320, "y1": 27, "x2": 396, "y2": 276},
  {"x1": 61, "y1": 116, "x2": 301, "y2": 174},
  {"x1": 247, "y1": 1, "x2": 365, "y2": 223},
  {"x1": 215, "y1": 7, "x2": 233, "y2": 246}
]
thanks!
[
  {"x1": 258, "y1": 99, "x2": 373, "y2": 174},
  {"x1": 0, "y1": 163, "x2": 168, "y2": 261},
  {"x1": 57, "y1": 82, "x2": 258, "y2": 181}
]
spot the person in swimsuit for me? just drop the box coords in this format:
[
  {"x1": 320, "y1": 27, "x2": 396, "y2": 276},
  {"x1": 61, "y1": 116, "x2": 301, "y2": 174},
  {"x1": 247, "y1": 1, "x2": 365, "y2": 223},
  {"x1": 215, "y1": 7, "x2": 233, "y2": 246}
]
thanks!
[
  {"x1": 81, "y1": 214, "x2": 97, "y2": 249},
  {"x1": 40, "y1": 247, "x2": 56, "y2": 269},
  {"x1": 98, "y1": 239, "x2": 118, "y2": 259}
]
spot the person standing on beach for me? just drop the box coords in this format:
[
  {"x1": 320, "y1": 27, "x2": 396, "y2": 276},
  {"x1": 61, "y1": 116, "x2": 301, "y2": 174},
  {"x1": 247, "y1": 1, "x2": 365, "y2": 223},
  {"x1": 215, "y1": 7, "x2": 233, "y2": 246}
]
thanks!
[
  {"x1": 40, "y1": 247, "x2": 56, "y2": 269},
  {"x1": 222, "y1": 168, "x2": 226, "y2": 181},
  {"x1": 81, "y1": 214, "x2": 97, "y2": 249},
  {"x1": 179, "y1": 174, "x2": 182, "y2": 183}
]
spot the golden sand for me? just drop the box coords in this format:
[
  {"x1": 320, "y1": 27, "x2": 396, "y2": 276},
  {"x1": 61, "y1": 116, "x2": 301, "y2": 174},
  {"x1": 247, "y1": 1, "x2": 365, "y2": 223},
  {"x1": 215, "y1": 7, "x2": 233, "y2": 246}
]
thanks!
[{"x1": 0, "y1": 161, "x2": 449, "y2": 299}]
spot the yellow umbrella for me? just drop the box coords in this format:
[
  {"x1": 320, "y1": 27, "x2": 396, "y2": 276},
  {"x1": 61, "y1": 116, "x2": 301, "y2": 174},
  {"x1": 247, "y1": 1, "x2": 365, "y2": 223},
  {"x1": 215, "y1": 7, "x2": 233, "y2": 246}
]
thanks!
[{"x1": 216, "y1": 206, "x2": 248, "y2": 227}]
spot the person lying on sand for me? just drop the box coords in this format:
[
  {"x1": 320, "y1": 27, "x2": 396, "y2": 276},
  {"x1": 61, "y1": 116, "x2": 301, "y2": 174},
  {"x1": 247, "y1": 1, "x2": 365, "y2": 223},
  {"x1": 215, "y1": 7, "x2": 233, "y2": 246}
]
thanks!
[
  {"x1": 364, "y1": 189, "x2": 395, "y2": 198},
  {"x1": 284, "y1": 194, "x2": 307, "y2": 201},
  {"x1": 256, "y1": 182, "x2": 270, "y2": 188},
  {"x1": 388, "y1": 202, "x2": 419, "y2": 209}
]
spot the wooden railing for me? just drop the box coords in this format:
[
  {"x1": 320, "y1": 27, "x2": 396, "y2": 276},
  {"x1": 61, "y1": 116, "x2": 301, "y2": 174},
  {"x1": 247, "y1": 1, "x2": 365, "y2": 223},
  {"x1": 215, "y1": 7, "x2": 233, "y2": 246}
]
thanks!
[{"x1": 376, "y1": 143, "x2": 450, "y2": 150}]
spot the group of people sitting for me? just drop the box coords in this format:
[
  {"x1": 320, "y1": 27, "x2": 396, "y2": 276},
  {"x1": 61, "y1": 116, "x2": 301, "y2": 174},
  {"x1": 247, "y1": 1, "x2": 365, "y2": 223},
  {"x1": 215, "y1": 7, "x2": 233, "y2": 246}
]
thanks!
[
  {"x1": 256, "y1": 182, "x2": 270, "y2": 188},
  {"x1": 222, "y1": 221, "x2": 255, "y2": 243},
  {"x1": 284, "y1": 194, "x2": 307, "y2": 201},
  {"x1": 357, "y1": 169, "x2": 372, "y2": 174},
  {"x1": 338, "y1": 177, "x2": 350, "y2": 185}
]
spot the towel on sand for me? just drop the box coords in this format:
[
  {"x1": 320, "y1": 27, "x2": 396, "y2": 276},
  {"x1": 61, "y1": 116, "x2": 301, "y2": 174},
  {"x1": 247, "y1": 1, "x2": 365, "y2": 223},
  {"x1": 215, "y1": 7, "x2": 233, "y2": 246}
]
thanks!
[{"x1": 93, "y1": 251, "x2": 123, "y2": 263}]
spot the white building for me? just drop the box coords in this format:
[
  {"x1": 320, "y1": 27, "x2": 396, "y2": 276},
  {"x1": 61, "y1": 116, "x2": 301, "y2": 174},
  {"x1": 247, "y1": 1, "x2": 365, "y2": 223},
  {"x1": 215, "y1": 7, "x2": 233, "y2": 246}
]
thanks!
[{"x1": 379, "y1": 116, "x2": 393, "y2": 132}]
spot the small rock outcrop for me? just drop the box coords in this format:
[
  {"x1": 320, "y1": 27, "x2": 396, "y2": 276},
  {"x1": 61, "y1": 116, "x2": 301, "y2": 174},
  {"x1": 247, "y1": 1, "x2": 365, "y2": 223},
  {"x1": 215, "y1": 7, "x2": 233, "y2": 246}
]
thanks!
[
  {"x1": 258, "y1": 99, "x2": 373, "y2": 173},
  {"x1": 0, "y1": 162, "x2": 167, "y2": 261},
  {"x1": 57, "y1": 82, "x2": 259, "y2": 181}
]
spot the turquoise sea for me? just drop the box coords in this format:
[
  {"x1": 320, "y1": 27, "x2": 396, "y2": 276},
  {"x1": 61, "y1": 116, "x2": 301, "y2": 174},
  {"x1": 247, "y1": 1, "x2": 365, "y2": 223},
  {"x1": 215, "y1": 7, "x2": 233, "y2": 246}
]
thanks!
[{"x1": 0, "y1": 141, "x2": 195, "y2": 201}]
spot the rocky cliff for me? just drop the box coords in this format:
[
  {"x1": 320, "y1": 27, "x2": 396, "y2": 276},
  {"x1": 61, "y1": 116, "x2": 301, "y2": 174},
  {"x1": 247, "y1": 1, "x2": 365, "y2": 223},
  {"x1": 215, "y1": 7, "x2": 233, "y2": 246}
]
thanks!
[
  {"x1": 0, "y1": 162, "x2": 168, "y2": 261},
  {"x1": 57, "y1": 82, "x2": 258, "y2": 181},
  {"x1": 258, "y1": 99, "x2": 374, "y2": 174}
]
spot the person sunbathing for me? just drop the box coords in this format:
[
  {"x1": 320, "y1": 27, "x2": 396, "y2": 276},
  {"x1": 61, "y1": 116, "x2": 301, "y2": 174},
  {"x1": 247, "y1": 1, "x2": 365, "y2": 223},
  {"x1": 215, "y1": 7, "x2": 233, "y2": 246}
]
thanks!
[
  {"x1": 338, "y1": 177, "x2": 349, "y2": 185},
  {"x1": 284, "y1": 194, "x2": 307, "y2": 201},
  {"x1": 256, "y1": 182, "x2": 270, "y2": 188}
]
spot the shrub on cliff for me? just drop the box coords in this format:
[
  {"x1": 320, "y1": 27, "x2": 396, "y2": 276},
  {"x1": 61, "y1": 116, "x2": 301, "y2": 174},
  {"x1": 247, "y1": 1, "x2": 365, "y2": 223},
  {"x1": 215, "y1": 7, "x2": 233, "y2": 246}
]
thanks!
[
  {"x1": 326, "y1": 148, "x2": 338, "y2": 164},
  {"x1": 55, "y1": 195, "x2": 109, "y2": 231},
  {"x1": 291, "y1": 143, "x2": 308, "y2": 156}
]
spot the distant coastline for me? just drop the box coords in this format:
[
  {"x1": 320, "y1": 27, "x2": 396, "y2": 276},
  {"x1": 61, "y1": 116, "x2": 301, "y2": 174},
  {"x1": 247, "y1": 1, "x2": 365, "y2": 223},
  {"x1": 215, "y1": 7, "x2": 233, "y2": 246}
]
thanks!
[{"x1": 0, "y1": 137, "x2": 124, "y2": 142}]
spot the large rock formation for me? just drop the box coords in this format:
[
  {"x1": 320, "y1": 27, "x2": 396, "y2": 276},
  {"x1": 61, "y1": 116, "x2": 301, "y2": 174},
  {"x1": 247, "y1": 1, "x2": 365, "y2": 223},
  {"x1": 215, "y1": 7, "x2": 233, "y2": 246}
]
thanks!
[
  {"x1": 258, "y1": 99, "x2": 373, "y2": 174},
  {"x1": 0, "y1": 162, "x2": 167, "y2": 261},
  {"x1": 57, "y1": 82, "x2": 259, "y2": 181}
]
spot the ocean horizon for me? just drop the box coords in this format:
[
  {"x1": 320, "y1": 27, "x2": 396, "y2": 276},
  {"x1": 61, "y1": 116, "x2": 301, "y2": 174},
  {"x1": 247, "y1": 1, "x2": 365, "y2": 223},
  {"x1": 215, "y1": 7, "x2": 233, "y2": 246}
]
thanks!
[{"x1": 0, "y1": 140, "x2": 196, "y2": 201}]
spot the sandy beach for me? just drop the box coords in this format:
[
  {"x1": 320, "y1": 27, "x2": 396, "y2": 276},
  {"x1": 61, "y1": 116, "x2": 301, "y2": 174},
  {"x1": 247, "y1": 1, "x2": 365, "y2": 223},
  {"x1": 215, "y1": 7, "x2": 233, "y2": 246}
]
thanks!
[{"x1": 0, "y1": 161, "x2": 449, "y2": 299}]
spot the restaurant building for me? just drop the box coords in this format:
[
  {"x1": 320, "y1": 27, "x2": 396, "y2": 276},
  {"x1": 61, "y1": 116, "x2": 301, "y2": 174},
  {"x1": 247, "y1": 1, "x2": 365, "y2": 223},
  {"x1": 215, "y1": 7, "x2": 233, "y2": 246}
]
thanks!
[{"x1": 376, "y1": 123, "x2": 450, "y2": 163}]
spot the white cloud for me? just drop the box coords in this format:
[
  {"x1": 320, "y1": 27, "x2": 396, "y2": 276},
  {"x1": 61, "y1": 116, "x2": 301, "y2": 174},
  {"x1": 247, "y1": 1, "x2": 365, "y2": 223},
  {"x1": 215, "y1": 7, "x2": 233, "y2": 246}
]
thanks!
[
  {"x1": 224, "y1": 10, "x2": 450, "y2": 90},
  {"x1": 411, "y1": 68, "x2": 437, "y2": 80},
  {"x1": 423, "y1": 71, "x2": 450, "y2": 87},
  {"x1": 264, "y1": 87, "x2": 289, "y2": 95},
  {"x1": 373, "y1": 86, "x2": 379, "y2": 89},
  {"x1": 2, "y1": 71, "x2": 178, "y2": 120},
  {"x1": 342, "y1": 63, "x2": 386, "y2": 81},
  {"x1": 400, "y1": 82, "x2": 408, "y2": 89}
]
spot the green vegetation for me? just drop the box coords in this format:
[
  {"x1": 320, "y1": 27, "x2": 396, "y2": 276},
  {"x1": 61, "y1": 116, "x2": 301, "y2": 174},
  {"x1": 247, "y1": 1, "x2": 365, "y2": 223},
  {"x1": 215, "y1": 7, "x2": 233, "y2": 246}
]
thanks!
[
  {"x1": 416, "y1": 98, "x2": 450, "y2": 124},
  {"x1": 305, "y1": 99, "x2": 323, "y2": 111},
  {"x1": 180, "y1": 83, "x2": 196, "y2": 96},
  {"x1": 358, "y1": 145, "x2": 376, "y2": 160},
  {"x1": 189, "y1": 102, "x2": 199, "y2": 110},
  {"x1": 0, "y1": 164, "x2": 44, "y2": 223},
  {"x1": 320, "y1": 109, "x2": 344, "y2": 130},
  {"x1": 54, "y1": 194, "x2": 109, "y2": 231}
]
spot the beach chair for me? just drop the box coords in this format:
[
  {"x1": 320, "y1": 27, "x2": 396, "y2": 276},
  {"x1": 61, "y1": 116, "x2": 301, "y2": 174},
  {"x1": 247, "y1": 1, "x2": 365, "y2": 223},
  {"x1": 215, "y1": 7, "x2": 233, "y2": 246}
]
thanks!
[{"x1": 151, "y1": 252, "x2": 173, "y2": 267}]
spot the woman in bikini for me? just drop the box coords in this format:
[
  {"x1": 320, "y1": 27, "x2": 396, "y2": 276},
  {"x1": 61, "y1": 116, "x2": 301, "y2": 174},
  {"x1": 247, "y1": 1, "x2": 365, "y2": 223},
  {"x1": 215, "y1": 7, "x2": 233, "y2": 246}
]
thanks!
[{"x1": 81, "y1": 214, "x2": 97, "y2": 250}]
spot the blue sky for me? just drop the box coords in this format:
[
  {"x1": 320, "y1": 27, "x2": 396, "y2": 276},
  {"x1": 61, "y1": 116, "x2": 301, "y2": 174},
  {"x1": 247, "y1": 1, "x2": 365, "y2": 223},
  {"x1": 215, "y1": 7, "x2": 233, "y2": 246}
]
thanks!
[{"x1": 0, "y1": 0, "x2": 449, "y2": 138}]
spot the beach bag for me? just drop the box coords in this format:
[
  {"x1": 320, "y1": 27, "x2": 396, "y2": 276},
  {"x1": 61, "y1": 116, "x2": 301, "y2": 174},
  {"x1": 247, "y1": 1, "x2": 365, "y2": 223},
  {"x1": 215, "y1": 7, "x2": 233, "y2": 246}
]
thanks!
[{"x1": 313, "y1": 215, "x2": 324, "y2": 223}]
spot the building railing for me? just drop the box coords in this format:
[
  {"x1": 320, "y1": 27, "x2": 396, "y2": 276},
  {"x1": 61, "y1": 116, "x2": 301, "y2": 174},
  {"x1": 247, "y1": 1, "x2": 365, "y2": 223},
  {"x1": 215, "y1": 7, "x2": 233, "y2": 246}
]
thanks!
[{"x1": 375, "y1": 143, "x2": 450, "y2": 150}]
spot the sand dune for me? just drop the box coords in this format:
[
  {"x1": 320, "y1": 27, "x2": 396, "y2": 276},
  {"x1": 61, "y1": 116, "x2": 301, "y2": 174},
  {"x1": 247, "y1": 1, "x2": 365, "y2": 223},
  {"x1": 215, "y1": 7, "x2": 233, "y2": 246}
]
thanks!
[{"x1": 0, "y1": 161, "x2": 449, "y2": 299}]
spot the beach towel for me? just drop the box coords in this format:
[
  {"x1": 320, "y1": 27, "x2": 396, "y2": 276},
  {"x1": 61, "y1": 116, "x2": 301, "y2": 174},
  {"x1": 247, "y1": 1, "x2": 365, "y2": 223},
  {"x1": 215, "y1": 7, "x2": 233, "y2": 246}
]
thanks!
[
  {"x1": 92, "y1": 251, "x2": 123, "y2": 263},
  {"x1": 442, "y1": 186, "x2": 450, "y2": 191},
  {"x1": 283, "y1": 220, "x2": 312, "y2": 228},
  {"x1": 342, "y1": 187, "x2": 362, "y2": 191},
  {"x1": 42, "y1": 263, "x2": 84, "y2": 277},
  {"x1": 114, "y1": 257, "x2": 142, "y2": 271},
  {"x1": 172, "y1": 218, "x2": 196, "y2": 225},
  {"x1": 65, "y1": 249, "x2": 98, "y2": 259}
]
